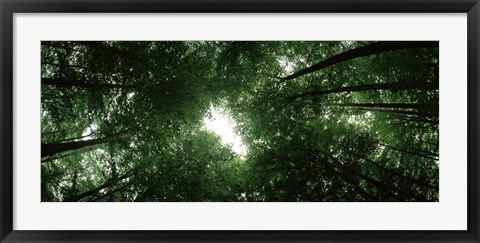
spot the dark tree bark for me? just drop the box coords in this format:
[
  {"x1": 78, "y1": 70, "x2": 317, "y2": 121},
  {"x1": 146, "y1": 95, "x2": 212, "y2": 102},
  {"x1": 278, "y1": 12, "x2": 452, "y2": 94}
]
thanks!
[
  {"x1": 48, "y1": 131, "x2": 98, "y2": 144},
  {"x1": 318, "y1": 152, "x2": 404, "y2": 201},
  {"x1": 320, "y1": 151, "x2": 429, "y2": 201},
  {"x1": 329, "y1": 103, "x2": 422, "y2": 109},
  {"x1": 285, "y1": 81, "x2": 438, "y2": 101},
  {"x1": 348, "y1": 107, "x2": 420, "y2": 116},
  {"x1": 42, "y1": 78, "x2": 139, "y2": 90},
  {"x1": 379, "y1": 143, "x2": 439, "y2": 160},
  {"x1": 90, "y1": 181, "x2": 133, "y2": 202},
  {"x1": 63, "y1": 173, "x2": 133, "y2": 202},
  {"x1": 329, "y1": 166, "x2": 380, "y2": 201},
  {"x1": 357, "y1": 155, "x2": 437, "y2": 189},
  {"x1": 279, "y1": 41, "x2": 439, "y2": 81},
  {"x1": 345, "y1": 107, "x2": 438, "y2": 124},
  {"x1": 41, "y1": 131, "x2": 130, "y2": 158}
]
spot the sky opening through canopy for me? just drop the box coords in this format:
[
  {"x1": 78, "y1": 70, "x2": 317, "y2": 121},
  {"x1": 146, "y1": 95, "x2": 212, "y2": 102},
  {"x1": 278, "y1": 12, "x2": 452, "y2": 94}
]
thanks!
[{"x1": 202, "y1": 106, "x2": 247, "y2": 158}]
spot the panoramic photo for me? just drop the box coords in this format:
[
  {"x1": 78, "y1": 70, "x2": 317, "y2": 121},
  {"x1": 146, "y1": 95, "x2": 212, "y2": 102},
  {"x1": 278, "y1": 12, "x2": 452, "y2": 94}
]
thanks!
[{"x1": 41, "y1": 41, "x2": 439, "y2": 202}]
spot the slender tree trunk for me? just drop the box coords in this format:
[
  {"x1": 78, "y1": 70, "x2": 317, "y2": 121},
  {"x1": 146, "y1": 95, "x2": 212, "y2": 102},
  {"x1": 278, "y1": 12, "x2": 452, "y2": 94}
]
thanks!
[
  {"x1": 347, "y1": 107, "x2": 421, "y2": 117},
  {"x1": 318, "y1": 151, "x2": 404, "y2": 201},
  {"x1": 417, "y1": 147, "x2": 440, "y2": 158},
  {"x1": 345, "y1": 108, "x2": 437, "y2": 124},
  {"x1": 357, "y1": 155, "x2": 437, "y2": 189},
  {"x1": 379, "y1": 143, "x2": 439, "y2": 160},
  {"x1": 47, "y1": 131, "x2": 97, "y2": 144},
  {"x1": 329, "y1": 103, "x2": 421, "y2": 109},
  {"x1": 339, "y1": 164, "x2": 406, "y2": 201},
  {"x1": 320, "y1": 151, "x2": 429, "y2": 201},
  {"x1": 279, "y1": 41, "x2": 438, "y2": 81},
  {"x1": 90, "y1": 181, "x2": 133, "y2": 202},
  {"x1": 63, "y1": 173, "x2": 133, "y2": 202},
  {"x1": 41, "y1": 131, "x2": 130, "y2": 158},
  {"x1": 286, "y1": 81, "x2": 438, "y2": 101},
  {"x1": 329, "y1": 166, "x2": 380, "y2": 201},
  {"x1": 41, "y1": 78, "x2": 140, "y2": 90}
]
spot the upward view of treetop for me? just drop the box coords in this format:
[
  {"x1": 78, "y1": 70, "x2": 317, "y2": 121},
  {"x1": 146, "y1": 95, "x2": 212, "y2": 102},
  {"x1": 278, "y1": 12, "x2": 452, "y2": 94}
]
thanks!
[{"x1": 41, "y1": 41, "x2": 439, "y2": 202}]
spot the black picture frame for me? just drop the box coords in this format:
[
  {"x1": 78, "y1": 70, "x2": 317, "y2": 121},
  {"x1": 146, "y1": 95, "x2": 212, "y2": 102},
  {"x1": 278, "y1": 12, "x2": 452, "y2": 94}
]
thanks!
[{"x1": 1, "y1": 0, "x2": 479, "y2": 242}]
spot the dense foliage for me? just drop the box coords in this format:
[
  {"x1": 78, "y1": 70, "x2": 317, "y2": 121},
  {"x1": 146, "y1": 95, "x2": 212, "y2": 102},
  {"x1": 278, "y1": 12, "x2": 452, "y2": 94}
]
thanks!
[{"x1": 41, "y1": 41, "x2": 439, "y2": 202}]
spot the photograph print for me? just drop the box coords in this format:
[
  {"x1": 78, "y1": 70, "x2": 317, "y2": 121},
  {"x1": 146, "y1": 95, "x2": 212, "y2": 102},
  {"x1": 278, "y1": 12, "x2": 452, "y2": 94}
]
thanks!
[{"x1": 41, "y1": 41, "x2": 439, "y2": 202}]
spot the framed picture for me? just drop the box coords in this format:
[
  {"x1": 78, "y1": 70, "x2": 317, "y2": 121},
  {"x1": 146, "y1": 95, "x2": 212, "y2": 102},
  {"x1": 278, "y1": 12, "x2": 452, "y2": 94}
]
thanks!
[{"x1": 1, "y1": 0, "x2": 479, "y2": 242}]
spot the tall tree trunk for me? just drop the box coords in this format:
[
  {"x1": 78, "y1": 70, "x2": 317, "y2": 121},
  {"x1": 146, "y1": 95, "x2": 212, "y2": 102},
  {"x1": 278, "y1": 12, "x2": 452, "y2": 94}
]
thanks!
[
  {"x1": 328, "y1": 165, "x2": 380, "y2": 201},
  {"x1": 279, "y1": 41, "x2": 439, "y2": 81},
  {"x1": 357, "y1": 155, "x2": 437, "y2": 189},
  {"x1": 90, "y1": 181, "x2": 133, "y2": 202},
  {"x1": 346, "y1": 107, "x2": 438, "y2": 124},
  {"x1": 329, "y1": 103, "x2": 422, "y2": 109},
  {"x1": 320, "y1": 151, "x2": 429, "y2": 201},
  {"x1": 41, "y1": 131, "x2": 130, "y2": 158},
  {"x1": 48, "y1": 131, "x2": 97, "y2": 144},
  {"x1": 318, "y1": 151, "x2": 404, "y2": 201},
  {"x1": 285, "y1": 81, "x2": 438, "y2": 101},
  {"x1": 41, "y1": 78, "x2": 140, "y2": 90},
  {"x1": 347, "y1": 107, "x2": 421, "y2": 117},
  {"x1": 379, "y1": 143, "x2": 439, "y2": 160},
  {"x1": 63, "y1": 173, "x2": 133, "y2": 202}
]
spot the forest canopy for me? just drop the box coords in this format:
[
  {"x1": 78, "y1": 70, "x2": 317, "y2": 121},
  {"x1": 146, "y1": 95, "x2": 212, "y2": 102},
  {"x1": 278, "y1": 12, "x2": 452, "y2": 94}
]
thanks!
[{"x1": 41, "y1": 41, "x2": 439, "y2": 202}]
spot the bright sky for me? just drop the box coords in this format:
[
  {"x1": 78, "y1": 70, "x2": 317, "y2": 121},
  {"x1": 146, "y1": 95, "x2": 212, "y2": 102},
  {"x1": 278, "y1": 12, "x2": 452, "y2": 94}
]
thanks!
[
  {"x1": 202, "y1": 106, "x2": 247, "y2": 157},
  {"x1": 81, "y1": 123, "x2": 98, "y2": 141},
  {"x1": 278, "y1": 57, "x2": 295, "y2": 74}
]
